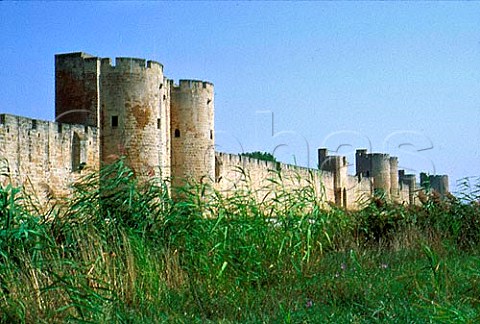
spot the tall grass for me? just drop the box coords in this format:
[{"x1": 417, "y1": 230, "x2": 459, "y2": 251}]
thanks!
[{"x1": 0, "y1": 160, "x2": 479, "y2": 322}]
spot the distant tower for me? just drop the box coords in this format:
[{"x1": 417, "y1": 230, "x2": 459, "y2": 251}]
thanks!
[
  {"x1": 389, "y1": 156, "x2": 399, "y2": 197},
  {"x1": 370, "y1": 154, "x2": 391, "y2": 196},
  {"x1": 355, "y1": 150, "x2": 392, "y2": 197},
  {"x1": 318, "y1": 148, "x2": 348, "y2": 208},
  {"x1": 99, "y1": 57, "x2": 169, "y2": 178},
  {"x1": 355, "y1": 149, "x2": 369, "y2": 177},
  {"x1": 429, "y1": 175, "x2": 449, "y2": 198},
  {"x1": 55, "y1": 52, "x2": 100, "y2": 127},
  {"x1": 421, "y1": 173, "x2": 449, "y2": 198},
  {"x1": 399, "y1": 170, "x2": 416, "y2": 205},
  {"x1": 170, "y1": 80, "x2": 215, "y2": 189}
]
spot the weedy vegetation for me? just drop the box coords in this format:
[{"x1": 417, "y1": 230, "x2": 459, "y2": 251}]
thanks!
[{"x1": 0, "y1": 160, "x2": 479, "y2": 323}]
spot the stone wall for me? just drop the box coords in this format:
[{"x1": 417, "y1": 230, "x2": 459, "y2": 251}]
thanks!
[
  {"x1": 0, "y1": 114, "x2": 99, "y2": 203},
  {"x1": 214, "y1": 151, "x2": 421, "y2": 210},
  {"x1": 214, "y1": 152, "x2": 331, "y2": 207},
  {"x1": 214, "y1": 152, "x2": 375, "y2": 210},
  {"x1": 0, "y1": 51, "x2": 441, "y2": 211}
]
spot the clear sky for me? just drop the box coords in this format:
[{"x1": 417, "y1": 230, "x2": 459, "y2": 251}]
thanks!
[{"x1": 1, "y1": 2, "x2": 479, "y2": 193}]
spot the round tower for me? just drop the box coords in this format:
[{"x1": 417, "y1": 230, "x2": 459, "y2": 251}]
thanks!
[
  {"x1": 429, "y1": 175, "x2": 449, "y2": 198},
  {"x1": 402, "y1": 174, "x2": 416, "y2": 205},
  {"x1": 389, "y1": 156, "x2": 399, "y2": 197},
  {"x1": 170, "y1": 80, "x2": 215, "y2": 189},
  {"x1": 370, "y1": 153, "x2": 391, "y2": 196},
  {"x1": 99, "y1": 57, "x2": 169, "y2": 179}
]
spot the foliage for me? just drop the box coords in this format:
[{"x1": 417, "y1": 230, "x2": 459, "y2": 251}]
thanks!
[
  {"x1": 240, "y1": 151, "x2": 277, "y2": 163},
  {"x1": 0, "y1": 162, "x2": 479, "y2": 322}
]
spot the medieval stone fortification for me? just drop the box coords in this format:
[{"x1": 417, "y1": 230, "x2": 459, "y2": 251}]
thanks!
[{"x1": 0, "y1": 52, "x2": 449, "y2": 209}]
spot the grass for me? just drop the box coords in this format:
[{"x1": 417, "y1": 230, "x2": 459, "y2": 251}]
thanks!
[{"x1": 0, "y1": 160, "x2": 479, "y2": 323}]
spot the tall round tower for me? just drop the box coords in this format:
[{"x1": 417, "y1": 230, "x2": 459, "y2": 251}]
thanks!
[
  {"x1": 100, "y1": 57, "x2": 169, "y2": 179},
  {"x1": 389, "y1": 156, "x2": 399, "y2": 197},
  {"x1": 170, "y1": 80, "x2": 215, "y2": 189},
  {"x1": 370, "y1": 153, "x2": 391, "y2": 196}
]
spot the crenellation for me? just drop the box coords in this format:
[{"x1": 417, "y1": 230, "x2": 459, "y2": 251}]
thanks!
[
  {"x1": 177, "y1": 79, "x2": 214, "y2": 91},
  {"x1": 0, "y1": 113, "x2": 100, "y2": 203},
  {"x1": 1, "y1": 51, "x2": 450, "y2": 210},
  {"x1": 115, "y1": 57, "x2": 146, "y2": 70}
]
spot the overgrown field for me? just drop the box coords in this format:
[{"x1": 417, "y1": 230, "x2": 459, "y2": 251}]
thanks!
[{"x1": 1, "y1": 160, "x2": 479, "y2": 323}]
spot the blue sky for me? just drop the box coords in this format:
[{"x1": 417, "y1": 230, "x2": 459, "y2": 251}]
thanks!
[{"x1": 1, "y1": 2, "x2": 479, "y2": 192}]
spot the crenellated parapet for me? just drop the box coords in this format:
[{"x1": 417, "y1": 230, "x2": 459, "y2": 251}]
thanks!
[
  {"x1": 0, "y1": 113, "x2": 99, "y2": 204},
  {"x1": 100, "y1": 57, "x2": 163, "y2": 73},
  {"x1": 3, "y1": 51, "x2": 453, "y2": 210}
]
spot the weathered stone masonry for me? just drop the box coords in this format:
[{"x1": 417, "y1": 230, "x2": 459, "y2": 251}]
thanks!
[{"x1": 0, "y1": 52, "x2": 449, "y2": 208}]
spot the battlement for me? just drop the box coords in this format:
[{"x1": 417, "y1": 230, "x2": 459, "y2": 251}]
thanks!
[
  {"x1": 2, "y1": 50, "x2": 452, "y2": 210},
  {"x1": 216, "y1": 152, "x2": 332, "y2": 175},
  {"x1": 174, "y1": 79, "x2": 214, "y2": 91},
  {"x1": 100, "y1": 57, "x2": 163, "y2": 73},
  {"x1": 0, "y1": 113, "x2": 98, "y2": 136},
  {"x1": 0, "y1": 113, "x2": 55, "y2": 129},
  {"x1": 369, "y1": 153, "x2": 390, "y2": 159},
  {"x1": 216, "y1": 152, "x2": 278, "y2": 170}
]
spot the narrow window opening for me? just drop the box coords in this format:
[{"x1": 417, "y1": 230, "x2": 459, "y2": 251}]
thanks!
[
  {"x1": 174, "y1": 129, "x2": 180, "y2": 138},
  {"x1": 0, "y1": 115, "x2": 5, "y2": 125},
  {"x1": 58, "y1": 123, "x2": 62, "y2": 133},
  {"x1": 32, "y1": 120, "x2": 37, "y2": 130},
  {"x1": 72, "y1": 132, "x2": 81, "y2": 172},
  {"x1": 72, "y1": 132, "x2": 87, "y2": 172},
  {"x1": 163, "y1": 94, "x2": 166, "y2": 101},
  {"x1": 111, "y1": 116, "x2": 118, "y2": 128},
  {"x1": 159, "y1": 83, "x2": 163, "y2": 89},
  {"x1": 210, "y1": 130, "x2": 213, "y2": 140},
  {"x1": 84, "y1": 126, "x2": 88, "y2": 133},
  {"x1": 215, "y1": 156, "x2": 221, "y2": 183},
  {"x1": 207, "y1": 99, "x2": 212, "y2": 105},
  {"x1": 157, "y1": 118, "x2": 161, "y2": 130}
]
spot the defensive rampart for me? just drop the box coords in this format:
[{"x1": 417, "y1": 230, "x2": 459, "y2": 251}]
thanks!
[
  {"x1": 0, "y1": 114, "x2": 99, "y2": 204},
  {"x1": 0, "y1": 51, "x2": 449, "y2": 211},
  {"x1": 215, "y1": 152, "x2": 377, "y2": 210}
]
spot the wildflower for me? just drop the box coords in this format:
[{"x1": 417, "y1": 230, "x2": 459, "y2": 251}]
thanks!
[
  {"x1": 305, "y1": 299, "x2": 313, "y2": 308},
  {"x1": 341, "y1": 263, "x2": 347, "y2": 271},
  {"x1": 380, "y1": 263, "x2": 388, "y2": 269}
]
